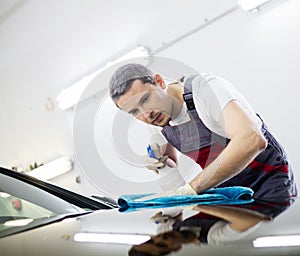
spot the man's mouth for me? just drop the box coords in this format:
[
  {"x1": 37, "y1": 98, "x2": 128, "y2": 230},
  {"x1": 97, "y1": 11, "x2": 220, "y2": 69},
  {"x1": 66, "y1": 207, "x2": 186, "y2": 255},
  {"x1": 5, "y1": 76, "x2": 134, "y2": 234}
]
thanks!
[{"x1": 152, "y1": 113, "x2": 162, "y2": 124}]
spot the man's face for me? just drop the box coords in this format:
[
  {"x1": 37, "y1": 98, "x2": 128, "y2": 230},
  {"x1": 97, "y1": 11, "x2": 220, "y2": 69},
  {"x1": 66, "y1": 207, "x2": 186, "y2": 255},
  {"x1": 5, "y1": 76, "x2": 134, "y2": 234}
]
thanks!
[{"x1": 115, "y1": 79, "x2": 173, "y2": 127}]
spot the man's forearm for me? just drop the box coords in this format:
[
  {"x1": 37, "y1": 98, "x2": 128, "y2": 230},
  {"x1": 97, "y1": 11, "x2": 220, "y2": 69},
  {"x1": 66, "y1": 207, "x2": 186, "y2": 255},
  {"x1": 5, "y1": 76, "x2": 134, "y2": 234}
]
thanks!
[
  {"x1": 193, "y1": 205, "x2": 271, "y2": 231},
  {"x1": 190, "y1": 131, "x2": 267, "y2": 193}
]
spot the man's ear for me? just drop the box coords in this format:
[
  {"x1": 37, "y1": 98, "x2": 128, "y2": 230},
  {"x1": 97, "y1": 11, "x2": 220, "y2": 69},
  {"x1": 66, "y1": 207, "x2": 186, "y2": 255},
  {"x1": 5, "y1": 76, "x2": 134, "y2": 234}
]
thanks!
[{"x1": 154, "y1": 74, "x2": 166, "y2": 89}]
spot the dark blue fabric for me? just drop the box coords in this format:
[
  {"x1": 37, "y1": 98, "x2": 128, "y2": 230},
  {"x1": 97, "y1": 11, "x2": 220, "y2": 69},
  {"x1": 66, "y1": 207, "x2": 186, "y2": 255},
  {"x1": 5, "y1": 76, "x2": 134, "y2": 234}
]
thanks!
[
  {"x1": 161, "y1": 75, "x2": 297, "y2": 200},
  {"x1": 118, "y1": 186, "x2": 254, "y2": 212}
]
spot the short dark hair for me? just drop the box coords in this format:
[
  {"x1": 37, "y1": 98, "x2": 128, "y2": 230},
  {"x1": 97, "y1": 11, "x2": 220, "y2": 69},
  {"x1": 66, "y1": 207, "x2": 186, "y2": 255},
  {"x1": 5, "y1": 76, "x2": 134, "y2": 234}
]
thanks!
[{"x1": 109, "y1": 63, "x2": 155, "y2": 102}]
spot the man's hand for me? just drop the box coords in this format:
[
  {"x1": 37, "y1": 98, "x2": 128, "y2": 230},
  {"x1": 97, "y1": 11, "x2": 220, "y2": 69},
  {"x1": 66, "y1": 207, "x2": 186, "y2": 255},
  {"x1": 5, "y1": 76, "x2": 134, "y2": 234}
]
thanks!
[
  {"x1": 171, "y1": 183, "x2": 197, "y2": 196},
  {"x1": 144, "y1": 155, "x2": 169, "y2": 174},
  {"x1": 136, "y1": 183, "x2": 197, "y2": 201},
  {"x1": 144, "y1": 143, "x2": 169, "y2": 174}
]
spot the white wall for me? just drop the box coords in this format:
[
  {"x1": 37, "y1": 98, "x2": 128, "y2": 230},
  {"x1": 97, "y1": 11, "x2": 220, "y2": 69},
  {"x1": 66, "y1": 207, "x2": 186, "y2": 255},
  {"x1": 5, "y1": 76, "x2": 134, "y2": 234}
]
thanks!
[
  {"x1": 68, "y1": 0, "x2": 300, "y2": 198},
  {"x1": 0, "y1": 0, "x2": 237, "y2": 196},
  {"x1": 159, "y1": 0, "x2": 300, "y2": 185},
  {"x1": 0, "y1": 0, "x2": 236, "y2": 173}
]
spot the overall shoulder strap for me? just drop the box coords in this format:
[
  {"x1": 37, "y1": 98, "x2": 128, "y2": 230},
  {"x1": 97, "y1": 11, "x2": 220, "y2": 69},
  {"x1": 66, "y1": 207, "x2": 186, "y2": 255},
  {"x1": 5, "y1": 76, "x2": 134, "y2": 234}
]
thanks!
[{"x1": 183, "y1": 75, "x2": 197, "y2": 111}]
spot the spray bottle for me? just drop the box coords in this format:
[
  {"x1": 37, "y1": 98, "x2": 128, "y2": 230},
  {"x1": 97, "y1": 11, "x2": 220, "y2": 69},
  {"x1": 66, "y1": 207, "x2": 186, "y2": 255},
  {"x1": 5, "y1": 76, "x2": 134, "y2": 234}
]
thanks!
[{"x1": 147, "y1": 144, "x2": 185, "y2": 192}]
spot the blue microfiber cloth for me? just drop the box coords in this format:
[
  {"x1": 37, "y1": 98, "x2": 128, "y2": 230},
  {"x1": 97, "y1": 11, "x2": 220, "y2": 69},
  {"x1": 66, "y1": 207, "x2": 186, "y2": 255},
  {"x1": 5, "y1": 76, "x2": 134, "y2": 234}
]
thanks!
[{"x1": 118, "y1": 186, "x2": 254, "y2": 212}]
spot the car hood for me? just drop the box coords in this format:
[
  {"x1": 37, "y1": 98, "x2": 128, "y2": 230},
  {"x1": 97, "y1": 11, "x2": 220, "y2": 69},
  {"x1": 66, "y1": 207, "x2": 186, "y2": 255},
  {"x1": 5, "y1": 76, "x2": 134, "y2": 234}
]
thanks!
[
  {"x1": 1, "y1": 199, "x2": 300, "y2": 256},
  {"x1": 0, "y1": 208, "x2": 161, "y2": 256}
]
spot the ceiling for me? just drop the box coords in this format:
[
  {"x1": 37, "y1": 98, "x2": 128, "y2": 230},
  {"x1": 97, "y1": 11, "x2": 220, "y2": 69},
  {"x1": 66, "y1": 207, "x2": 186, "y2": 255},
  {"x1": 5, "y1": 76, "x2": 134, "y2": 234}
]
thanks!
[
  {"x1": 0, "y1": 0, "x2": 237, "y2": 168},
  {"x1": 1, "y1": 3, "x2": 300, "y2": 254}
]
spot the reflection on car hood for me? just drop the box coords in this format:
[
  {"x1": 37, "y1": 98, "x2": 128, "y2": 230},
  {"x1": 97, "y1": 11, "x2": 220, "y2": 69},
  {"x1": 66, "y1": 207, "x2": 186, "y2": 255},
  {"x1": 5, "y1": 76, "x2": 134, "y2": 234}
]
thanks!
[{"x1": 1, "y1": 198, "x2": 300, "y2": 256}]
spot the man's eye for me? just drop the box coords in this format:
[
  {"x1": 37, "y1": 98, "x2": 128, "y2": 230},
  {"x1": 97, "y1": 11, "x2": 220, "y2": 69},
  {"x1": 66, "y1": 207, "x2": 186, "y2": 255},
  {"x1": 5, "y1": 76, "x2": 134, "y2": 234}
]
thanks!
[
  {"x1": 130, "y1": 109, "x2": 139, "y2": 116},
  {"x1": 140, "y1": 94, "x2": 149, "y2": 104}
]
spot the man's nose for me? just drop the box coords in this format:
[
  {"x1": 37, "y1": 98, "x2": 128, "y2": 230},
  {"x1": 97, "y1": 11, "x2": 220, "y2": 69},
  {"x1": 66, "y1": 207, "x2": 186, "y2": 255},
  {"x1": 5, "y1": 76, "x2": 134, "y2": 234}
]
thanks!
[{"x1": 142, "y1": 110, "x2": 153, "y2": 120}]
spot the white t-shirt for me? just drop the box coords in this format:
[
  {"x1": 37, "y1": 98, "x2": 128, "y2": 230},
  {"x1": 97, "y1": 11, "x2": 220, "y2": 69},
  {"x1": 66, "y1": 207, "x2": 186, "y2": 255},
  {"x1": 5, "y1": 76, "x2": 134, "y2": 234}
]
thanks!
[
  {"x1": 171, "y1": 73, "x2": 262, "y2": 138},
  {"x1": 207, "y1": 220, "x2": 263, "y2": 245}
]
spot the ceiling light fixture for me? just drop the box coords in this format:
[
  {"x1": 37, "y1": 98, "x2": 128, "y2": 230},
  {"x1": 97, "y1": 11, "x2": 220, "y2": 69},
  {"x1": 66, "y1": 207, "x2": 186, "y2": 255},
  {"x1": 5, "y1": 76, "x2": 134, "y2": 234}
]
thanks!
[
  {"x1": 253, "y1": 235, "x2": 300, "y2": 247},
  {"x1": 237, "y1": 0, "x2": 272, "y2": 12},
  {"x1": 74, "y1": 232, "x2": 150, "y2": 245},
  {"x1": 4, "y1": 218, "x2": 34, "y2": 227},
  {"x1": 57, "y1": 45, "x2": 150, "y2": 110},
  {"x1": 26, "y1": 156, "x2": 73, "y2": 180},
  {"x1": 0, "y1": 192, "x2": 11, "y2": 198}
]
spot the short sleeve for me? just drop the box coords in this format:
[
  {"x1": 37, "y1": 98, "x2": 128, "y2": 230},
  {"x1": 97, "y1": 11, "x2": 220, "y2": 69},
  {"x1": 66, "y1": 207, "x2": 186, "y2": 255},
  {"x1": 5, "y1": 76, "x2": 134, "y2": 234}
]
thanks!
[
  {"x1": 207, "y1": 220, "x2": 263, "y2": 245},
  {"x1": 192, "y1": 73, "x2": 238, "y2": 123},
  {"x1": 191, "y1": 73, "x2": 261, "y2": 137}
]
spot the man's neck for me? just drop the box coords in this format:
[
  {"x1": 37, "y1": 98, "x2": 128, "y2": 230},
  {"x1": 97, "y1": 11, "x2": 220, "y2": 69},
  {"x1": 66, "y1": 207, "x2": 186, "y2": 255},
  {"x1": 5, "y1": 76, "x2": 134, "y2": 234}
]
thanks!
[
  {"x1": 167, "y1": 82, "x2": 184, "y2": 102},
  {"x1": 166, "y1": 83, "x2": 192, "y2": 125},
  {"x1": 167, "y1": 83, "x2": 185, "y2": 119}
]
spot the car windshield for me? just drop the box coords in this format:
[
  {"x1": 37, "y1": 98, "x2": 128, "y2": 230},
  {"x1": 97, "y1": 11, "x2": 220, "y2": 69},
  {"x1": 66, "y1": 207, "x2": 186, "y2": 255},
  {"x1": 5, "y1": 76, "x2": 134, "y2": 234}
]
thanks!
[{"x1": 0, "y1": 172, "x2": 86, "y2": 234}]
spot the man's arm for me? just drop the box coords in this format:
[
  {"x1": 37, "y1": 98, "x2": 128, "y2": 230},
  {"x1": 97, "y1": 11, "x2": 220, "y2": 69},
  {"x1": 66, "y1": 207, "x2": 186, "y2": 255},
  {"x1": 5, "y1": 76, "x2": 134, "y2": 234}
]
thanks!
[
  {"x1": 190, "y1": 99, "x2": 267, "y2": 193},
  {"x1": 192, "y1": 205, "x2": 271, "y2": 232},
  {"x1": 160, "y1": 142, "x2": 178, "y2": 168}
]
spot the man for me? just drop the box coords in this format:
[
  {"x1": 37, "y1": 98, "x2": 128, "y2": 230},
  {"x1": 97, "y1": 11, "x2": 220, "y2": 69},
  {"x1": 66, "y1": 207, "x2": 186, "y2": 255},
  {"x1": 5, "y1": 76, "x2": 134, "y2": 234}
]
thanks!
[
  {"x1": 109, "y1": 63, "x2": 297, "y2": 199},
  {"x1": 128, "y1": 204, "x2": 272, "y2": 256}
]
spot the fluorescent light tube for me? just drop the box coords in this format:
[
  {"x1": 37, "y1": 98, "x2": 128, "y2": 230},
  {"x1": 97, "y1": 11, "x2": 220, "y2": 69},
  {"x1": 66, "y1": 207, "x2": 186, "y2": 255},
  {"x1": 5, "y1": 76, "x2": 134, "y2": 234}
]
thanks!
[
  {"x1": 57, "y1": 75, "x2": 96, "y2": 110},
  {"x1": 238, "y1": 0, "x2": 272, "y2": 12},
  {"x1": 26, "y1": 156, "x2": 72, "y2": 180},
  {"x1": 74, "y1": 232, "x2": 150, "y2": 245},
  {"x1": 253, "y1": 235, "x2": 300, "y2": 247},
  {"x1": 57, "y1": 45, "x2": 150, "y2": 110},
  {"x1": 0, "y1": 192, "x2": 11, "y2": 198},
  {"x1": 4, "y1": 218, "x2": 33, "y2": 227}
]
